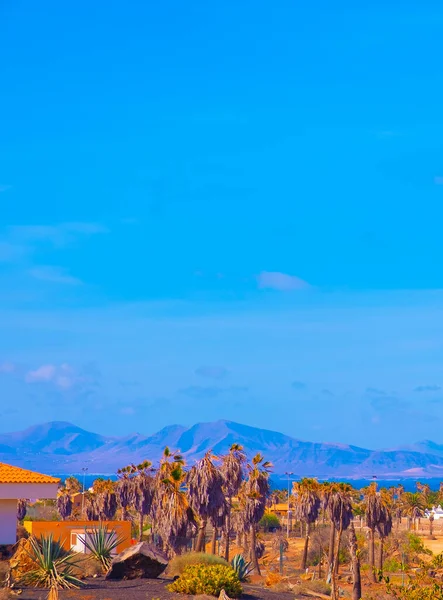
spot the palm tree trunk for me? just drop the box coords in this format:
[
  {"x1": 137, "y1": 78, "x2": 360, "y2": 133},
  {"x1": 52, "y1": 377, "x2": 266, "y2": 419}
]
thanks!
[
  {"x1": 349, "y1": 523, "x2": 361, "y2": 600},
  {"x1": 224, "y1": 501, "x2": 231, "y2": 561},
  {"x1": 378, "y1": 535, "x2": 384, "y2": 572},
  {"x1": 301, "y1": 522, "x2": 310, "y2": 570},
  {"x1": 369, "y1": 527, "x2": 376, "y2": 582},
  {"x1": 250, "y1": 525, "x2": 261, "y2": 575},
  {"x1": 328, "y1": 523, "x2": 336, "y2": 578},
  {"x1": 334, "y1": 524, "x2": 344, "y2": 575},
  {"x1": 196, "y1": 518, "x2": 207, "y2": 552},
  {"x1": 211, "y1": 527, "x2": 217, "y2": 555},
  {"x1": 138, "y1": 511, "x2": 144, "y2": 542}
]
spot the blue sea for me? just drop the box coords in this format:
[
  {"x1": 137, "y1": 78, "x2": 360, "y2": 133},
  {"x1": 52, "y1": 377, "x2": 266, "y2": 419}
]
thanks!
[{"x1": 55, "y1": 473, "x2": 443, "y2": 493}]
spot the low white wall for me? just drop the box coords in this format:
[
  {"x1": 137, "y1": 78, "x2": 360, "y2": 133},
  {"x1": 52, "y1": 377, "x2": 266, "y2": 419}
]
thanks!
[{"x1": 0, "y1": 499, "x2": 17, "y2": 545}]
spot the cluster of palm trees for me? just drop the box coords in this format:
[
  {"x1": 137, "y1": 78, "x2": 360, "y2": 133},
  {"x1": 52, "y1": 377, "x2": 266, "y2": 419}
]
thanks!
[
  {"x1": 288, "y1": 479, "x2": 443, "y2": 600},
  {"x1": 54, "y1": 451, "x2": 443, "y2": 600},
  {"x1": 56, "y1": 444, "x2": 272, "y2": 570}
]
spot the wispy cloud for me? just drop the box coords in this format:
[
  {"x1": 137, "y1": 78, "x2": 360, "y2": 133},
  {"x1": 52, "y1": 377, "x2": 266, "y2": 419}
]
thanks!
[
  {"x1": 414, "y1": 384, "x2": 441, "y2": 392},
  {"x1": 25, "y1": 364, "x2": 57, "y2": 383},
  {"x1": 25, "y1": 363, "x2": 99, "y2": 391},
  {"x1": 29, "y1": 266, "x2": 83, "y2": 285},
  {"x1": 195, "y1": 365, "x2": 228, "y2": 379},
  {"x1": 9, "y1": 222, "x2": 108, "y2": 247},
  {"x1": 179, "y1": 385, "x2": 248, "y2": 400},
  {"x1": 370, "y1": 395, "x2": 409, "y2": 412},
  {"x1": 366, "y1": 387, "x2": 387, "y2": 396},
  {"x1": 292, "y1": 381, "x2": 306, "y2": 391},
  {"x1": 257, "y1": 271, "x2": 310, "y2": 291}
]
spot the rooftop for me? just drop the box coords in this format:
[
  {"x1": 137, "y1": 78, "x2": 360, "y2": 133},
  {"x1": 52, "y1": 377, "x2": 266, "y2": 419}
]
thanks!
[{"x1": 0, "y1": 463, "x2": 60, "y2": 485}]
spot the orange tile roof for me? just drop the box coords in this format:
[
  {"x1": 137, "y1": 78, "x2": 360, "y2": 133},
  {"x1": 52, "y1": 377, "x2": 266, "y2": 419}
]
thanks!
[{"x1": 0, "y1": 463, "x2": 60, "y2": 485}]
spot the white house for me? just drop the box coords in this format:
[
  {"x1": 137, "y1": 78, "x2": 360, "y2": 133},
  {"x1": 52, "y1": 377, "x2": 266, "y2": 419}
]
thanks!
[
  {"x1": 425, "y1": 506, "x2": 443, "y2": 520},
  {"x1": 0, "y1": 462, "x2": 59, "y2": 545}
]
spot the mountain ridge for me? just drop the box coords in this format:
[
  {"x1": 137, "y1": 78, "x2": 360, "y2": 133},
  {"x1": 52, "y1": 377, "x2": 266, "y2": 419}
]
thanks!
[{"x1": 1, "y1": 420, "x2": 443, "y2": 477}]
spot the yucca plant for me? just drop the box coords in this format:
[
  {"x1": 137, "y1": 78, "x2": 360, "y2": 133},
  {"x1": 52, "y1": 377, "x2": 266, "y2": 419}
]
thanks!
[
  {"x1": 78, "y1": 524, "x2": 126, "y2": 571},
  {"x1": 20, "y1": 534, "x2": 83, "y2": 599},
  {"x1": 231, "y1": 554, "x2": 253, "y2": 582}
]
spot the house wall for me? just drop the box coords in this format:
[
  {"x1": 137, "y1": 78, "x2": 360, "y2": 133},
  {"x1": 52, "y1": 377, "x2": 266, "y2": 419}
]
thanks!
[
  {"x1": 0, "y1": 483, "x2": 59, "y2": 500},
  {"x1": 0, "y1": 499, "x2": 18, "y2": 545},
  {"x1": 24, "y1": 520, "x2": 132, "y2": 554}
]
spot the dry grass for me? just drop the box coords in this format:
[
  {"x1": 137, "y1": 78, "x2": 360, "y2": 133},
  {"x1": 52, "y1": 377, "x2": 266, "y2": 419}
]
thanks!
[
  {"x1": 0, "y1": 561, "x2": 9, "y2": 585},
  {"x1": 0, "y1": 590, "x2": 11, "y2": 600},
  {"x1": 166, "y1": 552, "x2": 229, "y2": 577},
  {"x1": 9, "y1": 538, "x2": 36, "y2": 582}
]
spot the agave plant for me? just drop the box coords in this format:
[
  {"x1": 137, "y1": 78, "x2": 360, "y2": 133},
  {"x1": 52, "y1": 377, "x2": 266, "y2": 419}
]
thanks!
[
  {"x1": 20, "y1": 534, "x2": 83, "y2": 599},
  {"x1": 78, "y1": 524, "x2": 126, "y2": 571},
  {"x1": 231, "y1": 554, "x2": 253, "y2": 582}
]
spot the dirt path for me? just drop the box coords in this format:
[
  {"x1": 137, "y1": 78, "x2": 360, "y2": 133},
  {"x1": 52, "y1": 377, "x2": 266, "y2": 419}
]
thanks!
[{"x1": 16, "y1": 578, "x2": 298, "y2": 600}]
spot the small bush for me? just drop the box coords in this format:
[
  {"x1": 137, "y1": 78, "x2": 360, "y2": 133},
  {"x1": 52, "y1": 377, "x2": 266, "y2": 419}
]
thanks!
[
  {"x1": 167, "y1": 552, "x2": 229, "y2": 577},
  {"x1": 259, "y1": 513, "x2": 281, "y2": 531},
  {"x1": 265, "y1": 572, "x2": 282, "y2": 587},
  {"x1": 292, "y1": 580, "x2": 331, "y2": 597},
  {"x1": 383, "y1": 558, "x2": 403, "y2": 573},
  {"x1": 407, "y1": 533, "x2": 431, "y2": 556},
  {"x1": 168, "y1": 564, "x2": 242, "y2": 597}
]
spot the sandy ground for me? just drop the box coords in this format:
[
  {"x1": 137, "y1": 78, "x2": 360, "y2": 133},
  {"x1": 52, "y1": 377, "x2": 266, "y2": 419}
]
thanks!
[{"x1": 422, "y1": 536, "x2": 443, "y2": 554}]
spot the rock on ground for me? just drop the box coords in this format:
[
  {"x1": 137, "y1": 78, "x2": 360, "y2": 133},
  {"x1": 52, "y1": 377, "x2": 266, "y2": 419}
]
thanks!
[{"x1": 106, "y1": 542, "x2": 168, "y2": 580}]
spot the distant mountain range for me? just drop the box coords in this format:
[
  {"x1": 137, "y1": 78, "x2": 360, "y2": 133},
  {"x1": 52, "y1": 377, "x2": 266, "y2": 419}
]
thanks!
[{"x1": 1, "y1": 420, "x2": 443, "y2": 478}]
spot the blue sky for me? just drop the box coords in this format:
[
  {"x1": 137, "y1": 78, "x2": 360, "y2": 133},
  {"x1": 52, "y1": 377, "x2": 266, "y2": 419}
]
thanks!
[{"x1": 1, "y1": 1, "x2": 443, "y2": 447}]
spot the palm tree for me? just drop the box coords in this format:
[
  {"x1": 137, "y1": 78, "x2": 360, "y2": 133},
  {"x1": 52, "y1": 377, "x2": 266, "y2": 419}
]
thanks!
[
  {"x1": 220, "y1": 444, "x2": 246, "y2": 561},
  {"x1": 84, "y1": 493, "x2": 100, "y2": 521},
  {"x1": 93, "y1": 478, "x2": 118, "y2": 521},
  {"x1": 320, "y1": 482, "x2": 336, "y2": 573},
  {"x1": 116, "y1": 466, "x2": 135, "y2": 521},
  {"x1": 376, "y1": 490, "x2": 393, "y2": 575},
  {"x1": 401, "y1": 492, "x2": 426, "y2": 531},
  {"x1": 133, "y1": 461, "x2": 155, "y2": 541},
  {"x1": 293, "y1": 478, "x2": 321, "y2": 570},
  {"x1": 64, "y1": 476, "x2": 82, "y2": 495},
  {"x1": 348, "y1": 521, "x2": 361, "y2": 600},
  {"x1": 242, "y1": 453, "x2": 272, "y2": 575},
  {"x1": 363, "y1": 483, "x2": 392, "y2": 581},
  {"x1": 391, "y1": 485, "x2": 404, "y2": 529},
  {"x1": 153, "y1": 447, "x2": 196, "y2": 556},
  {"x1": 17, "y1": 499, "x2": 27, "y2": 521},
  {"x1": 328, "y1": 483, "x2": 354, "y2": 576},
  {"x1": 187, "y1": 451, "x2": 227, "y2": 553},
  {"x1": 56, "y1": 487, "x2": 73, "y2": 521}
]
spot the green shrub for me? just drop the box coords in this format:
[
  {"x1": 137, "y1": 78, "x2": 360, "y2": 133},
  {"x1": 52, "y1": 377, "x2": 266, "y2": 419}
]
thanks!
[
  {"x1": 231, "y1": 554, "x2": 252, "y2": 582},
  {"x1": 407, "y1": 533, "x2": 432, "y2": 556},
  {"x1": 432, "y1": 553, "x2": 443, "y2": 568},
  {"x1": 167, "y1": 552, "x2": 229, "y2": 577},
  {"x1": 78, "y1": 524, "x2": 126, "y2": 572},
  {"x1": 259, "y1": 513, "x2": 281, "y2": 531},
  {"x1": 168, "y1": 564, "x2": 243, "y2": 597},
  {"x1": 384, "y1": 558, "x2": 403, "y2": 573}
]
